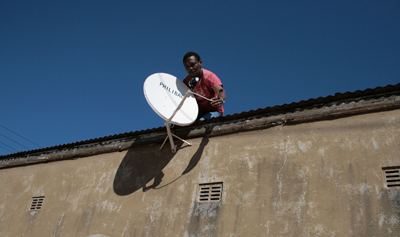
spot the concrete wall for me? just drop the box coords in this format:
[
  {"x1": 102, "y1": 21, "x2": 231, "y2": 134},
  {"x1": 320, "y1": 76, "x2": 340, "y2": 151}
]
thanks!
[{"x1": 0, "y1": 109, "x2": 399, "y2": 236}]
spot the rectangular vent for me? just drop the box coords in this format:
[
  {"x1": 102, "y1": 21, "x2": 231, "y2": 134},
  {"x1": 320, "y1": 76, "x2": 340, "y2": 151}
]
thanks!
[
  {"x1": 383, "y1": 166, "x2": 400, "y2": 188},
  {"x1": 30, "y1": 196, "x2": 45, "y2": 210},
  {"x1": 198, "y1": 182, "x2": 223, "y2": 203}
]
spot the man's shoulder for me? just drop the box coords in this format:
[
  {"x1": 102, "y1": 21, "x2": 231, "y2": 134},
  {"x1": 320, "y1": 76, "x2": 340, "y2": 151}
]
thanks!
[
  {"x1": 202, "y1": 68, "x2": 221, "y2": 83},
  {"x1": 202, "y1": 68, "x2": 216, "y2": 76},
  {"x1": 202, "y1": 68, "x2": 219, "y2": 81}
]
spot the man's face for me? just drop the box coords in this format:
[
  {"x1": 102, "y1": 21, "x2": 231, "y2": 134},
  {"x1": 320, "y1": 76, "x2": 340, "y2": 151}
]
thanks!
[{"x1": 184, "y1": 56, "x2": 203, "y2": 78}]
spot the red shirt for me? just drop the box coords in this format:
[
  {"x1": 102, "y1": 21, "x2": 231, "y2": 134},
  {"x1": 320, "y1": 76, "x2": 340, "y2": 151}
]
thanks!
[{"x1": 184, "y1": 69, "x2": 224, "y2": 115}]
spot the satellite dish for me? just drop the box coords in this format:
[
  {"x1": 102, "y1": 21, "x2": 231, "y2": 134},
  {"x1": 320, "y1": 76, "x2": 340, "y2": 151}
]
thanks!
[{"x1": 144, "y1": 73, "x2": 198, "y2": 126}]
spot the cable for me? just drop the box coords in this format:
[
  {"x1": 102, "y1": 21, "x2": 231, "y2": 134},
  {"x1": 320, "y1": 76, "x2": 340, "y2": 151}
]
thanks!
[
  {"x1": 0, "y1": 141, "x2": 18, "y2": 152},
  {"x1": 0, "y1": 144, "x2": 14, "y2": 153},
  {"x1": 0, "y1": 133, "x2": 30, "y2": 150},
  {"x1": 0, "y1": 124, "x2": 42, "y2": 148}
]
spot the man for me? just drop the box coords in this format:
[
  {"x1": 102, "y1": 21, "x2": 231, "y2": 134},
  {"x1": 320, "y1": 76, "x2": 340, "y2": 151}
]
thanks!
[{"x1": 182, "y1": 52, "x2": 226, "y2": 120}]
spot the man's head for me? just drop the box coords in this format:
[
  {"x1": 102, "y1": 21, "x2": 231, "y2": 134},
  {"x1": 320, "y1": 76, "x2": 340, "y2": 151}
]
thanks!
[
  {"x1": 183, "y1": 52, "x2": 203, "y2": 78},
  {"x1": 183, "y1": 52, "x2": 201, "y2": 62}
]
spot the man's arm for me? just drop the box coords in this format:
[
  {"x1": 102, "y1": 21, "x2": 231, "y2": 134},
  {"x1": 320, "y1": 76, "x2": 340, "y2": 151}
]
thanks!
[{"x1": 210, "y1": 85, "x2": 226, "y2": 108}]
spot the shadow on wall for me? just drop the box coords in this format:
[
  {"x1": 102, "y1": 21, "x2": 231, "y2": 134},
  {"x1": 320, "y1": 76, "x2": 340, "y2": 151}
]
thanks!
[
  {"x1": 181, "y1": 136, "x2": 209, "y2": 175},
  {"x1": 152, "y1": 136, "x2": 209, "y2": 190},
  {"x1": 113, "y1": 126, "x2": 212, "y2": 196},
  {"x1": 113, "y1": 144, "x2": 176, "y2": 196}
]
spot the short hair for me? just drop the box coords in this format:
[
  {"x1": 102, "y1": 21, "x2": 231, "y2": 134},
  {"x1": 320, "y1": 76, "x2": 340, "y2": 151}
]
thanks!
[{"x1": 183, "y1": 52, "x2": 201, "y2": 63}]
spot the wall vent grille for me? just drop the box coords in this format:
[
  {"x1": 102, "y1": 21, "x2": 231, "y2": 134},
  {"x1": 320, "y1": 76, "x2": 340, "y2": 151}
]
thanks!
[
  {"x1": 198, "y1": 182, "x2": 223, "y2": 203},
  {"x1": 30, "y1": 196, "x2": 45, "y2": 210},
  {"x1": 383, "y1": 166, "x2": 400, "y2": 188}
]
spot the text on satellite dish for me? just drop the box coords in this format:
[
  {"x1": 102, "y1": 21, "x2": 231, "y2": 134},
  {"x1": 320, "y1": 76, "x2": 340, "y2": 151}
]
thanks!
[{"x1": 159, "y1": 82, "x2": 184, "y2": 99}]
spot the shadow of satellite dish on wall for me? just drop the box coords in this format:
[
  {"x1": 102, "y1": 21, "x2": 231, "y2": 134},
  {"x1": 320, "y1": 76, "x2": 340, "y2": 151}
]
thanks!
[{"x1": 113, "y1": 145, "x2": 176, "y2": 196}]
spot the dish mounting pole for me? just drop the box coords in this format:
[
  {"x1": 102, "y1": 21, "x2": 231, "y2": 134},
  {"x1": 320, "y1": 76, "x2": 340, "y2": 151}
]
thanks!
[{"x1": 160, "y1": 90, "x2": 193, "y2": 153}]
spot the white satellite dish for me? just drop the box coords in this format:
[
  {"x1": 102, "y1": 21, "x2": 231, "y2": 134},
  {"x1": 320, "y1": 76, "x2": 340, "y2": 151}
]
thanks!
[
  {"x1": 144, "y1": 73, "x2": 198, "y2": 126},
  {"x1": 144, "y1": 73, "x2": 199, "y2": 153}
]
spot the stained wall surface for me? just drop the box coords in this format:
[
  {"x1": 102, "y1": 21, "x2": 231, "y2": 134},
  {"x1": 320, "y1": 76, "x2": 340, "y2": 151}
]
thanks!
[{"x1": 0, "y1": 109, "x2": 399, "y2": 236}]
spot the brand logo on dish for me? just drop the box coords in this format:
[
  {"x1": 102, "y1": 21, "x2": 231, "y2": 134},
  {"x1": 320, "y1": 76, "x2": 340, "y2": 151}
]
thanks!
[{"x1": 159, "y1": 82, "x2": 184, "y2": 99}]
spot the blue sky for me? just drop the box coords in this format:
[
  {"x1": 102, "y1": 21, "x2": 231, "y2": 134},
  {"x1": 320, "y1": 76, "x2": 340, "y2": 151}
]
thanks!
[{"x1": 1, "y1": 0, "x2": 399, "y2": 156}]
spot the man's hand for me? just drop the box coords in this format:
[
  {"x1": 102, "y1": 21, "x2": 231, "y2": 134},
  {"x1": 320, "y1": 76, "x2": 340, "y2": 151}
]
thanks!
[
  {"x1": 211, "y1": 85, "x2": 226, "y2": 107},
  {"x1": 211, "y1": 97, "x2": 224, "y2": 107}
]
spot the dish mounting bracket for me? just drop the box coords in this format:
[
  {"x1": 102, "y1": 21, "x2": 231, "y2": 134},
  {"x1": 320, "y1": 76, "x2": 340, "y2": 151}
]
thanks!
[{"x1": 159, "y1": 90, "x2": 193, "y2": 153}]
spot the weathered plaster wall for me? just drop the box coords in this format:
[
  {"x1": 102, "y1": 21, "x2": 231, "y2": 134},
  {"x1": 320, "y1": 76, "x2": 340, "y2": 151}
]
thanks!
[{"x1": 0, "y1": 110, "x2": 399, "y2": 236}]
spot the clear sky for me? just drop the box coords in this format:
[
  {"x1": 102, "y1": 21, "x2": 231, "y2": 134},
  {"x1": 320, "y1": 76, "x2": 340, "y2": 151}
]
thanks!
[{"x1": 1, "y1": 0, "x2": 399, "y2": 156}]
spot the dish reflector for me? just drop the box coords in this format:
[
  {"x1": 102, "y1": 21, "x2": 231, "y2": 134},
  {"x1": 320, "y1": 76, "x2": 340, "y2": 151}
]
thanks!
[{"x1": 144, "y1": 73, "x2": 198, "y2": 126}]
